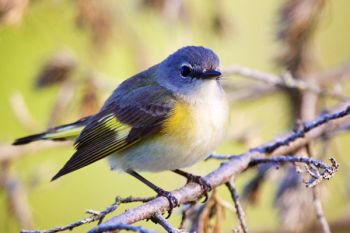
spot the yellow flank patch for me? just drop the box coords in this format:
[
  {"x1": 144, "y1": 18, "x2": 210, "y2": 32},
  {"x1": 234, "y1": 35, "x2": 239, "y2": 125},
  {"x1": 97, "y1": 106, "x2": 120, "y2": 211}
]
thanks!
[{"x1": 162, "y1": 101, "x2": 194, "y2": 140}]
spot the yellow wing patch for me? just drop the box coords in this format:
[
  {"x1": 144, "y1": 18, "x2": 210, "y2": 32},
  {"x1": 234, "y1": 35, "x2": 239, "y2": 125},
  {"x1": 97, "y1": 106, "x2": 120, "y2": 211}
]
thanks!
[
  {"x1": 102, "y1": 114, "x2": 131, "y2": 143},
  {"x1": 51, "y1": 114, "x2": 133, "y2": 180},
  {"x1": 85, "y1": 114, "x2": 132, "y2": 149}
]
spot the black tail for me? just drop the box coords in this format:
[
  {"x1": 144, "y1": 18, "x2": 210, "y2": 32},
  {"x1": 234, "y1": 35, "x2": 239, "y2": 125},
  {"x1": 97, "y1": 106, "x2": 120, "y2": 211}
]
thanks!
[
  {"x1": 12, "y1": 116, "x2": 92, "y2": 146},
  {"x1": 13, "y1": 132, "x2": 47, "y2": 145}
]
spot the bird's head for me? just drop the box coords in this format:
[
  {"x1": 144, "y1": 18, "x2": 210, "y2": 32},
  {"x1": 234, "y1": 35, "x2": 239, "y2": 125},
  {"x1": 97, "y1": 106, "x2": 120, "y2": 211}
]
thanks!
[{"x1": 156, "y1": 46, "x2": 222, "y2": 96}]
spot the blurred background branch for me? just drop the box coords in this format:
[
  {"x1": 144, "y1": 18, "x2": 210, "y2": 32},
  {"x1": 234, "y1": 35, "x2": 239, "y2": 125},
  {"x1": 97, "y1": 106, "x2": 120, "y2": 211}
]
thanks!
[{"x1": 0, "y1": 0, "x2": 349, "y2": 232}]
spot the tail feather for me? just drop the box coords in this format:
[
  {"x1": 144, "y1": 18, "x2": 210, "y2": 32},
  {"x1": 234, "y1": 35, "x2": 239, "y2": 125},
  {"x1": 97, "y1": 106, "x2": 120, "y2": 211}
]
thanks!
[
  {"x1": 13, "y1": 116, "x2": 92, "y2": 145},
  {"x1": 13, "y1": 132, "x2": 47, "y2": 145}
]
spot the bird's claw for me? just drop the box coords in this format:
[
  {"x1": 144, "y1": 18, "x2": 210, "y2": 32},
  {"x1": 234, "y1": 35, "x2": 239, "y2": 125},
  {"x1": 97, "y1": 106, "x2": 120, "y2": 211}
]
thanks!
[
  {"x1": 156, "y1": 189, "x2": 179, "y2": 218},
  {"x1": 188, "y1": 175, "x2": 212, "y2": 202},
  {"x1": 174, "y1": 169, "x2": 212, "y2": 202}
]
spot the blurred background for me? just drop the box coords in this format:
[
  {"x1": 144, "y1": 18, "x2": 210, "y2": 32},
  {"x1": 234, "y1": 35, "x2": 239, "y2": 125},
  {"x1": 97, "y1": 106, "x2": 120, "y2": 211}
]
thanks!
[{"x1": 0, "y1": 0, "x2": 350, "y2": 232}]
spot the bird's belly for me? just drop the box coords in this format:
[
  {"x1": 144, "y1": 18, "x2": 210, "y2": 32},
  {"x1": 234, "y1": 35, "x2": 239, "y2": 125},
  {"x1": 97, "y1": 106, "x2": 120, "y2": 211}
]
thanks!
[
  {"x1": 108, "y1": 96, "x2": 228, "y2": 172},
  {"x1": 108, "y1": 135, "x2": 209, "y2": 172}
]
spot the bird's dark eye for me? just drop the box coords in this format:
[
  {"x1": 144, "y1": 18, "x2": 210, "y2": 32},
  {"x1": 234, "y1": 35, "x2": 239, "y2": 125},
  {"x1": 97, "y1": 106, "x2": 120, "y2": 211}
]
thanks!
[{"x1": 180, "y1": 65, "x2": 192, "y2": 77}]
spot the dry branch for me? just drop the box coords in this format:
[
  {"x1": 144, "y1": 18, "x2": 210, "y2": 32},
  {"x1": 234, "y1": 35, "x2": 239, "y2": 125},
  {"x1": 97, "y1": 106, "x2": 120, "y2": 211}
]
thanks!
[
  {"x1": 151, "y1": 212, "x2": 181, "y2": 233},
  {"x1": 20, "y1": 196, "x2": 152, "y2": 233},
  {"x1": 222, "y1": 65, "x2": 349, "y2": 101},
  {"x1": 88, "y1": 224, "x2": 156, "y2": 233},
  {"x1": 226, "y1": 182, "x2": 248, "y2": 233},
  {"x1": 88, "y1": 103, "x2": 350, "y2": 232},
  {"x1": 312, "y1": 187, "x2": 330, "y2": 233},
  {"x1": 249, "y1": 156, "x2": 338, "y2": 188},
  {"x1": 20, "y1": 198, "x2": 119, "y2": 233}
]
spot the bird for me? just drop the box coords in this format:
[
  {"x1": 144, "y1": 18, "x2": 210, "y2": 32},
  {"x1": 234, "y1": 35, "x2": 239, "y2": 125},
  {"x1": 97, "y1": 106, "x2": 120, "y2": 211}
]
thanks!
[{"x1": 13, "y1": 46, "x2": 228, "y2": 213}]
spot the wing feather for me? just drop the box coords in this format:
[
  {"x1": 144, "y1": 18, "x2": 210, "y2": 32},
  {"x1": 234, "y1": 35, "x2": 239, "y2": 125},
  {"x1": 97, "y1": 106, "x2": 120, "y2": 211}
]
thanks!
[{"x1": 52, "y1": 83, "x2": 176, "y2": 180}]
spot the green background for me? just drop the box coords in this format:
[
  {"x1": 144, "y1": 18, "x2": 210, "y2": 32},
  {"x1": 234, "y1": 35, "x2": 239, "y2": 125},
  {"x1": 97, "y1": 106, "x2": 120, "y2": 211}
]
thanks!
[{"x1": 1, "y1": 0, "x2": 350, "y2": 232}]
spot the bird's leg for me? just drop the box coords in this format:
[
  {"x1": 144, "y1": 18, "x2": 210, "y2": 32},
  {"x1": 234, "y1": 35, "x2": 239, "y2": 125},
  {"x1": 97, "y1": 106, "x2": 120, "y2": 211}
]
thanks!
[
  {"x1": 172, "y1": 169, "x2": 212, "y2": 202},
  {"x1": 127, "y1": 170, "x2": 178, "y2": 218}
]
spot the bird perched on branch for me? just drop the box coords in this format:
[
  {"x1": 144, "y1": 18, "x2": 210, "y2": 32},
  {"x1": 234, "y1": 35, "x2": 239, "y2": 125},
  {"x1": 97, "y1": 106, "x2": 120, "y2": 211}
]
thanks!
[{"x1": 13, "y1": 46, "x2": 228, "y2": 213}]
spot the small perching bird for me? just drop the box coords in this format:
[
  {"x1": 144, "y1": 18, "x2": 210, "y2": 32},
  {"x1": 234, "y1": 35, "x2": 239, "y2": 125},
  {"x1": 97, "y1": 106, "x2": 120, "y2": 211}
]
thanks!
[{"x1": 13, "y1": 46, "x2": 228, "y2": 212}]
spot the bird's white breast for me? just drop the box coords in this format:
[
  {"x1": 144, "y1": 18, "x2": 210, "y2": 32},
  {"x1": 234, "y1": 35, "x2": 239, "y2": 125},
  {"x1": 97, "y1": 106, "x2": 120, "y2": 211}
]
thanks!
[{"x1": 108, "y1": 80, "x2": 228, "y2": 172}]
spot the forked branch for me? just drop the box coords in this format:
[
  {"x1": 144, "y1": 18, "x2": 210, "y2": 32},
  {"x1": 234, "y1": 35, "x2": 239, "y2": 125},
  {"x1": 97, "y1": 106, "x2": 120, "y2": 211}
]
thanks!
[{"x1": 88, "y1": 103, "x2": 349, "y2": 232}]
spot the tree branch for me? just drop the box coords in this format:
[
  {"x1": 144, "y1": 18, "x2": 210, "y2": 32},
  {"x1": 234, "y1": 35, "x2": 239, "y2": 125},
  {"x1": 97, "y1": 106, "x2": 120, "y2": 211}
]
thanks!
[
  {"x1": 151, "y1": 212, "x2": 181, "y2": 233},
  {"x1": 89, "y1": 103, "x2": 350, "y2": 231},
  {"x1": 20, "y1": 198, "x2": 120, "y2": 233},
  {"x1": 20, "y1": 196, "x2": 153, "y2": 233},
  {"x1": 226, "y1": 181, "x2": 248, "y2": 233},
  {"x1": 88, "y1": 224, "x2": 156, "y2": 233},
  {"x1": 249, "y1": 156, "x2": 338, "y2": 188},
  {"x1": 312, "y1": 187, "x2": 331, "y2": 233},
  {"x1": 223, "y1": 65, "x2": 349, "y2": 101}
]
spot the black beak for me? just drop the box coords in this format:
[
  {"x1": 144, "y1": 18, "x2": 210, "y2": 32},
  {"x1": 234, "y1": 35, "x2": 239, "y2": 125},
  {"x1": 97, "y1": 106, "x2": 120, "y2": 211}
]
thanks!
[{"x1": 198, "y1": 70, "x2": 222, "y2": 79}]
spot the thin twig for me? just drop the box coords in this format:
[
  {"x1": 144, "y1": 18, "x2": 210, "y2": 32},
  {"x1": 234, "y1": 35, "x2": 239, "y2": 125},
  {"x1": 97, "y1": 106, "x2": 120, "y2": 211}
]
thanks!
[
  {"x1": 312, "y1": 187, "x2": 331, "y2": 233},
  {"x1": 223, "y1": 65, "x2": 349, "y2": 101},
  {"x1": 20, "y1": 197, "x2": 121, "y2": 233},
  {"x1": 151, "y1": 212, "x2": 181, "y2": 233},
  {"x1": 87, "y1": 224, "x2": 156, "y2": 233},
  {"x1": 226, "y1": 182, "x2": 248, "y2": 233},
  {"x1": 208, "y1": 121, "x2": 350, "y2": 162},
  {"x1": 249, "y1": 156, "x2": 339, "y2": 188},
  {"x1": 304, "y1": 143, "x2": 331, "y2": 233},
  {"x1": 19, "y1": 195, "x2": 156, "y2": 233},
  {"x1": 249, "y1": 104, "x2": 350, "y2": 154}
]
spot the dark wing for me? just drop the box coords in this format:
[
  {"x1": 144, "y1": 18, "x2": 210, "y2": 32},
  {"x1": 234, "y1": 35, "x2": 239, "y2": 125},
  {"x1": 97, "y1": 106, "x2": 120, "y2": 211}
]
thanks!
[{"x1": 51, "y1": 84, "x2": 175, "y2": 180}]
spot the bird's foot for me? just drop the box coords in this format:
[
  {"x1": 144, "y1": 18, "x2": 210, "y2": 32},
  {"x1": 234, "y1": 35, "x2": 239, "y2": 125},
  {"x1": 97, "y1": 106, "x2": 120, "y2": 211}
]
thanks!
[
  {"x1": 127, "y1": 170, "x2": 179, "y2": 218},
  {"x1": 155, "y1": 188, "x2": 179, "y2": 218},
  {"x1": 173, "y1": 169, "x2": 212, "y2": 202},
  {"x1": 187, "y1": 174, "x2": 212, "y2": 202}
]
